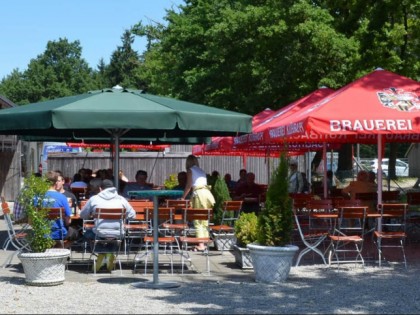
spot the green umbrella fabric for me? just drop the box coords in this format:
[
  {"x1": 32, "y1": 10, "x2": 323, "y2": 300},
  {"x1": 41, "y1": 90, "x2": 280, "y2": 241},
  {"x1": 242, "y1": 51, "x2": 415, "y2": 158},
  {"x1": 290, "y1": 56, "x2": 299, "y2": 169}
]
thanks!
[{"x1": 0, "y1": 88, "x2": 252, "y2": 142}]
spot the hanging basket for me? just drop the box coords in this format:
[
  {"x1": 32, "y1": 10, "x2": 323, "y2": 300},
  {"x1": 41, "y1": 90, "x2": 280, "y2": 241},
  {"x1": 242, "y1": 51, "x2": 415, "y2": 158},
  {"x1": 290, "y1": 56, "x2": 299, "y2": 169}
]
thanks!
[{"x1": 18, "y1": 249, "x2": 70, "y2": 286}]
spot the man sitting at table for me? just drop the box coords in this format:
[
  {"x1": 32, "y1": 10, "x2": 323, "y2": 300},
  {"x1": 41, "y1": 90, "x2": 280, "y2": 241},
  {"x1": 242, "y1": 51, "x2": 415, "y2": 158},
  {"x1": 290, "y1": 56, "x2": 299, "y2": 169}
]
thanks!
[
  {"x1": 233, "y1": 172, "x2": 264, "y2": 214},
  {"x1": 80, "y1": 179, "x2": 135, "y2": 272},
  {"x1": 122, "y1": 170, "x2": 154, "y2": 199}
]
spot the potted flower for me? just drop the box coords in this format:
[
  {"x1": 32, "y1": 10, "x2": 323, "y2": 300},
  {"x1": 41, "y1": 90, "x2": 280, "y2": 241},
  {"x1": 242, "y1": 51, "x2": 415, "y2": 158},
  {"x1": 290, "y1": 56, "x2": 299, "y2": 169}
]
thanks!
[
  {"x1": 17, "y1": 173, "x2": 71, "y2": 286},
  {"x1": 247, "y1": 153, "x2": 299, "y2": 283},
  {"x1": 233, "y1": 212, "x2": 258, "y2": 269}
]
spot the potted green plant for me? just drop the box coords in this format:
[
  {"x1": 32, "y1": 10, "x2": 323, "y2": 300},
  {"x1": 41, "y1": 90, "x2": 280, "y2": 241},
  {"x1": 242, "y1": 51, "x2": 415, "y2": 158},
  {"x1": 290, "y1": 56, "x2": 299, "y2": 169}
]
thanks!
[
  {"x1": 17, "y1": 173, "x2": 71, "y2": 286},
  {"x1": 247, "y1": 153, "x2": 299, "y2": 283},
  {"x1": 209, "y1": 175, "x2": 234, "y2": 251},
  {"x1": 233, "y1": 212, "x2": 258, "y2": 269}
]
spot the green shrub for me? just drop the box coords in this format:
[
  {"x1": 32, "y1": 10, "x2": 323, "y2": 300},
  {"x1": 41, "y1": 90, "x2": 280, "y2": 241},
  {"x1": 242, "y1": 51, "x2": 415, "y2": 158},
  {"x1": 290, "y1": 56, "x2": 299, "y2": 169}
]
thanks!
[
  {"x1": 234, "y1": 212, "x2": 258, "y2": 247},
  {"x1": 19, "y1": 174, "x2": 55, "y2": 252},
  {"x1": 257, "y1": 153, "x2": 293, "y2": 246},
  {"x1": 211, "y1": 176, "x2": 232, "y2": 225}
]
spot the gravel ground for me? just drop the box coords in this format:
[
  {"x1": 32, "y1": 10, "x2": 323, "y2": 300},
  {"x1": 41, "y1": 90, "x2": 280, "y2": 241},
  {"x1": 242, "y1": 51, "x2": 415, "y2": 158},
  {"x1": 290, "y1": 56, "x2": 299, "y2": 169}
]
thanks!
[
  {"x1": 1, "y1": 178, "x2": 419, "y2": 314},
  {"x1": 1, "y1": 263, "x2": 420, "y2": 314}
]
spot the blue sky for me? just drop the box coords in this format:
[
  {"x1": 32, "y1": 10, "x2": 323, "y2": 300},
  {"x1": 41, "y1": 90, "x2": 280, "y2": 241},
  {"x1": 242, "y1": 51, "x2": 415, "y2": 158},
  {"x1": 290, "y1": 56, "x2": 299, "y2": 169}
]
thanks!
[{"x1": 0, "y1": 0, "x2": 183, "y2": 79}]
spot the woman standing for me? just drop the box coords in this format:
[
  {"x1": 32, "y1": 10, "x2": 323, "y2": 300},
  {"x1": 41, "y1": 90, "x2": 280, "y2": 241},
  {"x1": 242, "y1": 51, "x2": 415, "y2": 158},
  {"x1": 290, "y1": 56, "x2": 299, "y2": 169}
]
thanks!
[{"x1": 181, "y1": 155, "x2": 215, "y2": 251}]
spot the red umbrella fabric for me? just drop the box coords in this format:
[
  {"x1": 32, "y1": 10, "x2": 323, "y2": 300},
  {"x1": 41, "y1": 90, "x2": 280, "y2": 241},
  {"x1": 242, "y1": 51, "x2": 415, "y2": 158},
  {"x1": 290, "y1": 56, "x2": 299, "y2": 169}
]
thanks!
[
  {"x1": 192, "y1": 108, "x2": 276, "y2": 157},
  {"x1": 263, "y1": 69, "x2": 420, "y2": 144},
  {"x1": 232, "y1": 87, "x2": 338, "y2": 152},
  {"x1": 67, "y1": 142, "x2": 169, "y2": 151}
]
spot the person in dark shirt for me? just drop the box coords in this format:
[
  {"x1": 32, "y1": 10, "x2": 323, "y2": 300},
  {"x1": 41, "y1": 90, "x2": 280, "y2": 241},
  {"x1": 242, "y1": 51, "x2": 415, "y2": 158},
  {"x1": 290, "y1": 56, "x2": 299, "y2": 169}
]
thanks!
[{"x1": 233, "y1": 172, "x2": 264, "y2": 214}]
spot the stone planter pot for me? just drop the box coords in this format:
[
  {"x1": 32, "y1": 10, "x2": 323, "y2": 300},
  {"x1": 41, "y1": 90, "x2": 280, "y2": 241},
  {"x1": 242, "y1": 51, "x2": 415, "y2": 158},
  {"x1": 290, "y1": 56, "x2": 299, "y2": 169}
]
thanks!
[
  {"x1": 232, "y1": 244, "x2": 253, "y2": 269},
  {"x1": 247, "y1": 244, "x2": 298, "y2": 283},
  {"x1": 213, "y1": 234, "x2": 236, "y2": 251},
  {"x1": 18, "y1": 248, "x2": 70, "y2": 286}
]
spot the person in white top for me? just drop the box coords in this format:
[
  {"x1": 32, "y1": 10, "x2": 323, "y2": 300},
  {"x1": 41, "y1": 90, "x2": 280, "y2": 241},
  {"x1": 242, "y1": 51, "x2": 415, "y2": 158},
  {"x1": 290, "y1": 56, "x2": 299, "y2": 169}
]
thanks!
[{"x1": 181, "y1": 155, "x2": 215, "y2": 251}]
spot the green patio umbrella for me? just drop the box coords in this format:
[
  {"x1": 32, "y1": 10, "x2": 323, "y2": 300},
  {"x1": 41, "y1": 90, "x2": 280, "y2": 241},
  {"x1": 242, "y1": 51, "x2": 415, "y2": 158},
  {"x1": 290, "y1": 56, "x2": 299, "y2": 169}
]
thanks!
[
  {"x1": 0, "y1": 87, "x2": 252, "y2": 185},
  {"x1": 0, "y1": 86, "x2": 252, "y2": 289}
]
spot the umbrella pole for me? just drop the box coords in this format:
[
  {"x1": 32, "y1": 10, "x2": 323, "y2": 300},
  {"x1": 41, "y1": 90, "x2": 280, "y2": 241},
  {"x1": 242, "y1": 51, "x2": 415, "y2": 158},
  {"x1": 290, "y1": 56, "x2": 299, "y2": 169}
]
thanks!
[
  {"x1": 377, "y1": 135, "x2": 383, "y2": 232},
  {"x1": 113, "y1": 134, "x2": 120, "y2": 192}
]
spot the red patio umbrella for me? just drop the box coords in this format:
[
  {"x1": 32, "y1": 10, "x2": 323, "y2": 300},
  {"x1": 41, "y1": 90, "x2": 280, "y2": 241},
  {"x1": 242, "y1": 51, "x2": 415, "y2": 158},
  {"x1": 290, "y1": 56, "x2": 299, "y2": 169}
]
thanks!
[
  {"x1": 264, "y1": 69, "x2": 420, "y2": 145},
  {"x1": 260, "y1": 68, "x2": 420, "y2": 204},
  {"x1": 192, "y1": 108, "x2": 276, "y2": 157}
]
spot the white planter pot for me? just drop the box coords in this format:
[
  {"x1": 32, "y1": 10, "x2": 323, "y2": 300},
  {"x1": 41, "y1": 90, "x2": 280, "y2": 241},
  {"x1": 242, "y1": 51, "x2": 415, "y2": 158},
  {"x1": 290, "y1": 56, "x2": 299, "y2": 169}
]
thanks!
[
  {"x1": 18, "y1": 249, "x2": 70, "y2": 286},
  {"x1": 232, "y1": 244, "x2": 253, "y2": 269},
  {"x1": 247, "y1": 243, "x2": 298, "y2": 283},
  {"x1": 213, "y1": 234, "x2": 236, "y2": 251}
]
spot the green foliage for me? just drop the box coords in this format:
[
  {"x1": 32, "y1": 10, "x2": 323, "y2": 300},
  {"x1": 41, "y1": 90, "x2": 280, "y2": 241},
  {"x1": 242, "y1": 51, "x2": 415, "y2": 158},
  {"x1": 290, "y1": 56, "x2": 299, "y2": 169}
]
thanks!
[
  {"x1": 18, "y1": 174, "x2": 55, "y2": 252},
  {"x1": 234, "y1": 212, "x2": 258, "y2": 247},
  {"x1": 210, "y1": 176, "x2": 232, "y2": 225},
  {"x1": 257, "y1": 153, "x2": 293, "y2": 246},
  {"x1": 164, "y1": 173, "x2": 178, "y2": 189}
]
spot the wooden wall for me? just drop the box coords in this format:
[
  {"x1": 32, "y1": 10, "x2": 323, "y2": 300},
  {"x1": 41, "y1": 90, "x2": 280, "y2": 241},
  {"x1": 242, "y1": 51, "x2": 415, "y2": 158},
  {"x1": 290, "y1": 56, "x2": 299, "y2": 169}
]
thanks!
[{"x1": 47, "y1": 146, "x2": 281, "y2": 187}]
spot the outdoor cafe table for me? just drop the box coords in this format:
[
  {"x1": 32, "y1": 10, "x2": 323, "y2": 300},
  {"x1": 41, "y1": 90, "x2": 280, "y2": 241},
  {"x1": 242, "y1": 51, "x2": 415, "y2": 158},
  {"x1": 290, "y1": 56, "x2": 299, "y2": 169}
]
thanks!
[{"x1": 127, "y1": 189, "x2": 183, "y2": 289}]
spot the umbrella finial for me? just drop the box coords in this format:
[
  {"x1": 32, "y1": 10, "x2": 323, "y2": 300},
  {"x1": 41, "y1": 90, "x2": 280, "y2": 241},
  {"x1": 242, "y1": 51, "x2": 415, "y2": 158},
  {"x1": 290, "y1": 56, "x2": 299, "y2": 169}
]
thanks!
[{"x1": 112, "y1": 85, "x2": 123, "y2": 92}]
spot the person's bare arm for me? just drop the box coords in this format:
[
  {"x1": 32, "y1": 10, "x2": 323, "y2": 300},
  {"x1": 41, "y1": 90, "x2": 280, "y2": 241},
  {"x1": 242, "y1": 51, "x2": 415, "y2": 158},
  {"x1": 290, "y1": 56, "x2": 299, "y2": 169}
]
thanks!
[{"x1": 182, "y1": 169, "x2": 192, "y2": 199}]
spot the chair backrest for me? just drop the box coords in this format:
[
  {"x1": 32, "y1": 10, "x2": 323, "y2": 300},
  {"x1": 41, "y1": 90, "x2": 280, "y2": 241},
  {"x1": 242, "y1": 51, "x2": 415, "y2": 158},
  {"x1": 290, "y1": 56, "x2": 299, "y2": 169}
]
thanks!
[
  {"x1": 46, "y1": 207, "x2": 65, "y2": 220},
  {"x1": 307, "y1": 199, "x2": 334, "y2": 213},
  {"x1": 377, "y1": 203, "x2": 407, "y2": 232},
  {"x1": 333, "y1": 198, "x2": 362, "y2": 209},
  {"x1": 406, "y1": 191, "x2": 420, "y2": 206},
  {"x1": 129, "y1": 200, "x2": 154, "y2": 221},
  {"x1": 1, "y1": 196, "x2": 16, "y2": 238},
  {"x1": 144, "y1": 207, "x2": 174, "y2": 227},
  {"x1": 291, "y1": 194, "x2": 313, "y2": 214},
  {"x1": 94, "y1": 207, "x2": 126, "y2": 220},
  {"x1": 183, "y1": 208, "x2": 213, "y2": 223},
  {"x1": 165, "y1": 199, "x2": 190, "y2": 209},
  {"x1": 337, "y1": 206, "x2": 367, "y2": 234},
  {"x1": 355, "y1": 192, "x2": 378, "y2": 200},
  {"x1": 165, "y1": 199, "x2": 190, "y2": 221},
  {"x1": 1, "y1": 196, "x2": 9, "y2": 214},
  {"x1": 382, "y1": 190, "x2": 401, "y2": 203}
]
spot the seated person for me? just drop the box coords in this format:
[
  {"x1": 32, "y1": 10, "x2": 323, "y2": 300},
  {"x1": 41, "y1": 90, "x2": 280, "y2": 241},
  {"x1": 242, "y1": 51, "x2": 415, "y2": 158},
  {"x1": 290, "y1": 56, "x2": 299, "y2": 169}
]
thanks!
[
  {"x1": 122, "y1": 170, "x2": 154, "y2": 199},
  {"x1": 43, "y1": 171, "x2": 79, "y2": 245},
  {"x1": 224, "y1": 173, "x2": 237, "y2": 191},
  {"x1": 70, "y1": 173, "x2": 88, "y2": 189},
  {"x1": 342, "y1": 170, "x2": 377, "y2": 200},
  {"x1": 342, "y1": 170, "x2": 377, "y2": 212},
  {"x1": 233, "y1": 172, "x2": 264, "y2": 214},
  {"x1": 173, "y1": 171, "x2": 187, "y2": 190},
  {"x1": 80, "y1": 179, "x2": 135, "y2": 272}
]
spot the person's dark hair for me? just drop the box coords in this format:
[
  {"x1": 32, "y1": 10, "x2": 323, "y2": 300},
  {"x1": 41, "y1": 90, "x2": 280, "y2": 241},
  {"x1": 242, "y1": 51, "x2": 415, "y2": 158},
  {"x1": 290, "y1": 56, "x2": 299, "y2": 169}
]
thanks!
[
  {"x1": 135, "y1": 170, "x2": 148, "y2": 178},
  {"x1": 100, "y1": 179, "x2": 114, "y2": 190}
]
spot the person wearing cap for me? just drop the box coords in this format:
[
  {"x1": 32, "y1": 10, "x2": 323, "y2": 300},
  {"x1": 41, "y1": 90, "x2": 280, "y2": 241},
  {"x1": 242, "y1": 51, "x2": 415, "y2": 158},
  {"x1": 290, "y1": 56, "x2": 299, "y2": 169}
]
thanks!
[
  {"x1": 288, "y1": 159, "x2": 304, "y2": 194},
  {"x1": 80, "y1": 179, "x2": 135, "y2": 272}
]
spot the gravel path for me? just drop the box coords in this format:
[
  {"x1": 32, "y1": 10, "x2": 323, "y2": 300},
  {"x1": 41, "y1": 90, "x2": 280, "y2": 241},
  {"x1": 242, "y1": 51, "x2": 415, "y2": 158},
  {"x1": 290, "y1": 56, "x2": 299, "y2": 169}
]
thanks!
[{"x1": 1, "y1": 264, "x2": 420, "y2": 314}]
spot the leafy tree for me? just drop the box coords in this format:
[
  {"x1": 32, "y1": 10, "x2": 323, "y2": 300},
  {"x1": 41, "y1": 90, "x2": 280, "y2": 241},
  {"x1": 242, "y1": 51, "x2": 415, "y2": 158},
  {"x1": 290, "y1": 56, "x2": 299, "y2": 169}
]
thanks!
[
  {"x1": 106, "y1": 30, "x2": 144, "y2": 89},
  {"x1": 0, "y1": 38, "x2": 98, "y2": 104},
  {"x1": 138, "y1": 0, "x2": 358, "y2": 114}
]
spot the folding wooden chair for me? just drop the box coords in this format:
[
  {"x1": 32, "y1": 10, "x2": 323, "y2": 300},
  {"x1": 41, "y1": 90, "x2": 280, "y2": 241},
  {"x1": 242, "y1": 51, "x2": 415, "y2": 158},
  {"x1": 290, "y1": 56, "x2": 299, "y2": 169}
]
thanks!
[
  {"x1": 90, "y1": 207, "x2": 126, "y2": 275},
  {"x1": 374, "y1": 203, "x2": 408, "y2": 268},
  {"x1": 328, "y1": 206, "x2": 367, "y2": 268},
  {"x1": 125, "y1": 200, "x2": 153, "y2": 255},
  {"x1": 46, "y1": 207, "x2": 68, "y2": 248},
  {"x1": 209, "y1": 200, "x2": 243, "y2": 253},
  {"x1": 1, "y1": 197, "x2": 30, "y2": 268},
  {"x1": 133, "y1": 207, "x2": 180, "y2": 275},
  {"x1": 179, "y1": 208, "x2": 213, "y2": 275},
  {"x1": 294, "y1": 210, "x2": 328, "y2": 266}
]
